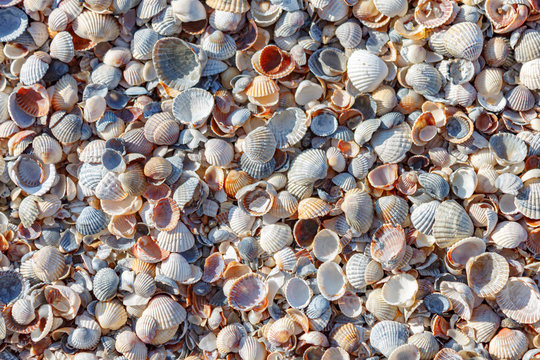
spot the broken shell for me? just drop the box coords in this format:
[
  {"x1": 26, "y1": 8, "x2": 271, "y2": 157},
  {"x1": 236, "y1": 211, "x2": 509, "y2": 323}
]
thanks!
[{"x1": 466, "y1": 252, "x2": 509, "y2": 298}]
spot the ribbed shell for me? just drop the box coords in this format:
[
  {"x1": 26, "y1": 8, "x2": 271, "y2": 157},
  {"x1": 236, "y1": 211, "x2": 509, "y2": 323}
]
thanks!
[
  {"x1": 206, "y1": 0, "x2": 250, "y2": 13},
  {"x1": 228, "y1": 273, "x2": 268, "y2": 311},
  {"x1": 32, "y1": 246, "x2": 65, "y2": 283},
  {"x1": 347, "y1": 50, "x2": 388, "y2": 93},
  {"x1": 159, "y1": 253, "x2": 191, "y2": 282},
  {"x1": 466, "y1": 304, "x2": 500, "y2": 342},
  {"x1": 259, "y1": 223, "x2": 293, "y2": 254},
  {"x1": 143, "y1": 112, "x2": 179, "y2": 145},
  {"x1": 11, "y1": 298, "x2": 35, "y2": 325},
  {"x1": 520, "y1": 58, "x2": 540, "y2": 90},
  {"x1": 432, "y1": 200, "x2": 474, "y2": 248},
  {"x1": 76, "y1": 206, "x2": 109, "y2": 235},
  {"x1": 0, "y1": 8, "x2": 28, "y2": 43},
  {"x1": 407, "y1": 332, "x2": 440, "y2": 360},
  {"x1": 133, "y1": 273, "x2": 156, "y2": 298},
  {"x1": 288, "y1": 149, "x2": 328, "y2": 186},
  {"x1": 370, "y1": 321, "x2": 409, "y2": 358},
  {"x1": 341, "y1": 188, "x2": 373, "y2": 234},
  {"x1": 505, "y1": 85, "x2": 535, "y2": 111},
  {"x1": 202, "y1": 30, "x2": 237, "y2": 60},
  {"x1": 411, "y1": 200, "x2": 440, "y2": 235},
  {"x1": 515, "y1": 183, "x2": 540, "y2": 219},
  {"x1": 466, "y1": 252, "x2": 509, "y2": 298},
  {"x1": 490, "y1": 221, "x2": 527, "y2": 249},
  {"x1": 371, "y1": 122, "x2": 412, "y2": 164},
  {"x1": 488, "y1": 328, "x2": 528, "y2": 360},
  {"x1": 335, "y1": 21, "x2": 362, "y2": 48},
  {"x1": 205, "y1": 139, "x2": 234, "y2": 166},
  {"x1": 496, "y1": 277, "x2": 540, "y2": 324},
  {"x1": 93, "y1": 268, "x2": 119, "y2": 301},
  {"x1": 443, "y1": 22, "x2": 483, "y2": 61},
  {"x1": 439, "y1": 281, "x2": 475, "y2": 320},
  {"x1": 72, "y1": 12, "x2": 120, "y2": 43},
  {"x1": 50, "y1": 33, "x2": 74, "y2": 63},
  {"x1": 95, "y1": 300, "x2": 127, "y2": 330},
  {"x1": 514, "y1": 29, "x2": 540, "y2": 63},
  {"x1": 405, "y1": 63, "x2": 442, "y2": 96},
  {"x1": 19, "y1": 54, "x2": 49, "y2": 86},
  {"x1": 216, "y1": 324, "x2": 246, "y2": 354},
  {"x1": 297, "y1": 197, "x2": 331, "y2": 219},
  {"x1": 370, "y1": 224, "x2": 406, "y2": 271},
  {"x1": 329, "y1": 323, "x2": 362, "y2": 353},
  {"x1": 19, "y1": 195, "x2": 39, "y2": 228},
  {"x1": 142, "y1": 295, "x2": 186, "y2": 330},
  {"x1": 172, "y1": 88, "x2": 214, "y2": 127}
]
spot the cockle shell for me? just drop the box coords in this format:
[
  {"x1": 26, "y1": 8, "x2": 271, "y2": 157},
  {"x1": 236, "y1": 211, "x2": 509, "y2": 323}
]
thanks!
[
  {"x1": 407, "y1": 332, "x2": 440, "y2": 360},
  {"x1": 466, "y1": 252, "x2": 509, "y2": 298},
  {"x1": 432, "y1": 200, "x2": 474, "y2": 248},
  {"x1": 443, "y1": 22, "x2": 483, "y2": 61},
  {"x1": 519, "y1": 59, "x2": 540, "y2": 90},
  {"x1": 488, "y1": 328, "x2": 528, "y2": 360},
  {"x1": 341, "y1": 188, "x2": 373, "y2": 234},
  {"x1": 317, "y1": 261, "x2": 346, "y2": 301},
  {"x1": 347, "y1": 50, "x2": 388, "y2": 93},
  {"x1": 228, "y1": 273, "x2": 268, "y2": 311},
  {"x1": 370, "y1": 321, "x2": 409, "y2": 358},
  {"x1": 495, "y1": 277, "x2": 540, "y2": 324},
  {"x1": 72, "y1": 12, "x2": 120, "y2": 43}
]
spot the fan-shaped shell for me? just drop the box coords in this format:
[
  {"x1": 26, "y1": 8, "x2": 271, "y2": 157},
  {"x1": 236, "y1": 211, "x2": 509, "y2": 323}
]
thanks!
[
  {"x1": 405, "y1": 63, "x2": 443, "y2": 96},
  {"x1": 259, "y1": 223, "x2": 293, "y2": 254},
  {"x1": 95, "y1": 300, "x2": 127, "y2": 330},
  {"x1": 228, "y1": 273, "x2": 268, "y2": 311},
  {"x1": 488, "y1": 328, "x2": 528, "y2": 360},
  {"x1": 495, "y1": 277, "x2": 540, "y2": 324},
  {"x1": 519, "y1": 58, "x2": 540, "y2": 90},
  {"x1": 432, "y1": 200, "x2": 474, "y2": 248},
  {"x1": 466, "y1": 252, "x2": 509, "y2": 298},
  {"x1": 347, "y1": 50, "x2": 388, "y2": 93},
  {"x1": 76, "y1": 206, "x2": 109, "y2": 235},
  {"x1": 370, "y1": 321, "x2": 409, "y2": 358},
  {"x1": 172, "y1": 88, "x2": 214, "y2": 127},
  {"x1": 371, "y1": 122, "x2": 412, "y2": 164},
  {"x1": 72, "y1": 12, "x2": 119, "y2": 43},
  {"x1": 443, "y1": 22, "x2": 483, "y2": 61},
  {"x1": 93, "y1": 267, "x2": 119, "y2": 301},
  {"x1": 370, "y1": 224, "x2": 406, "y2": 271}
]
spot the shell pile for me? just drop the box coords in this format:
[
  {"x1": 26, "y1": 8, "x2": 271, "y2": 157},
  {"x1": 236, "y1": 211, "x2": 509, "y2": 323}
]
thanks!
[{"x1": 2, "y1": 0, "x2": 540, "y2": 359}]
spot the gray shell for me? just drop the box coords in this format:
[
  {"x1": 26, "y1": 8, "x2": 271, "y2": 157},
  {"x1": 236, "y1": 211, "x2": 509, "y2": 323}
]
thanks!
[
  {"x1": 0, "y1": 271, "x2": 25, "y2": 305},
  {"x1": 93, "y1": 268, "x2": 119, "y2": 301},
  {"x1": 76, "y1": 206, "x2": 109, "y2": 235},
  {"x1": 418, "y1": 173, "x2": 450, "y2": 201}
]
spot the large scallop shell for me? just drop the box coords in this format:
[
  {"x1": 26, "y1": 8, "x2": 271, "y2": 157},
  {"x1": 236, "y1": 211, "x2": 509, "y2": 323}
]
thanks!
[{"x1": 488, "y1": 328, "x2": 528, "y2": 360}]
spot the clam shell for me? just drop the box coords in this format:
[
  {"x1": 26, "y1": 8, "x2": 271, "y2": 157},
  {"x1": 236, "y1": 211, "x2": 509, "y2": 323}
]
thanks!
[
  {"x1": 466, "y1": 304, "x2": 500, "y2": 343},
  {"x1": 466, "y1": 252, "x2": 509, "y2": 298},
  {"x1": 95, "y1": 300, "x2": 127, "y2": 330},
  {"x1": 341, "y1": 188, "x2": 373, "y2": 234},
  {"x1": 329, "y1": 323, "x2": 362, "y2": 353},
  {"x1": 519, "y1": 59, "x2": 540, "y2": 90},
  {"x1": 382, "y1": 273, "x2": 418, "y2": 307},
  {"x1": 142, "y1": 295, "x2": 186, "y2": 330},
  {"x1": 407, "y1": 332, "x2": 440, "y2": 360},
  {"x1": 317, "y1": 261, "x2": 346, "y2": 301},
  {"x1": 370, "y1": 224, "x2": 406, "y2": 271},
  {"x1": 366, "y1": 288, "x2": 398, "y2": 321},
  {"x1": 284, "y1": 277, "x2": 312, "y2": 309},
  {"x1": 32, "y1": 246, "x2": 66, "y2": 283},
  {"x1": 143, "y1": 112, "x2": 180, "y2": 145},
  {"x1": 16, "y1": 84, "x2": 50, "y2": 117},
  {"x1": 495, "y1": 277, "x2": 540, "y2": 324},
  {"x1": 347, "y1": 50, "x2": 388, "y2": 93},
  {"x1": 515, "y1": 183, "x2": 540, "y2": 219},
  {"x1": 447, "y1": 237, "x2": 485, "y2": 267},
  {"x1": 370, "y1": 321, "x2": 409, "y2": 358},
  {"x1": 514, "y1": 29, "x2": 540, "y2": 64},
  {"x1": 346, "y1": 253, "x2": 383, "y2": 289},
  {"x1": 418, "y1": 173, "x2": 449, "y2": 200},
  {"x1": 19, "y1": 54, "x2": 49, "y2": 86},
  {"x1": 373, "y1": 0, "x2": 407, "y2": 17},
  {"x1": 489, "y1": 133, "x2": 527, "y2": 166},
  {"x1": 432, "y1": 200, "x2": 474, "y2": 248},
  {"x1": 242, "y1": 126, "x2": 276, "y2": 163},
  {"x1": 443, "y1": 22, "x2": 483, "y2": 61},
  {"x1": 488, "y1": 328, "x2": 528, "y2": 360},
  {"x1": 449, "y1": 167, "x2": 477, "y2": 199},
  {"x1": 133, "y1": 273, "x2": 156, "y2": 298},
  {"x1": 152, "y1": 37, "x2": 202, "y2": 91},
  {"x1": 490, "y1": 221, "x2": 527, "y2": 249},
  {"x1": 440, "y1": 281, "x2": 475, "y2": 320},
  {"x1": 206, "y1": 0, "x2": 249, "y2": 13},
  {"x1": 505, "y1": 85, "x2": 535, "y2": 111},
  {"x1": 11, "y1": 298, "x2": 35, "y2": 326},
  {"x1": 159, "y1": 252, "x2": 191, "y2": 282},
  {"x1": 72, "y1": 12, "x2": 119, "y2": 43},
  {"x1": 371, "y1": 122, "x2": 412, "y2": 164},
  {"x1": 228, "y1": 273, "x2": 268, "y2": 311},
  {"x1": 335, "y1": 21, "x2": 362, "y2": 48},
  {"x1": 405, "y1": 63, "x2": 443, "y2": 96},
  {"x1": 288, "y1": 149, "x2": 328, "y2": 186},
  {"x1": 76, "y1": 206, "x2": 109, "y2": 235},
  {"x1": 313, "y1": 229, "x2": 340, "y2": 262},
  {"x1": 202, "y1": 30, "x2": 237, "y2": 60},
  {"x1": 93, "y1": 267, "x2": 119, "y2": 301},
  {"x1": 259, "y1": 223, "x2": 293, "y2": 254},
  {"x1": 172, "y1": 88, "x2": 214, "y2": 127},
  {"x1": 297, "y1": 197, "x2": 331, "y2": 219},
  {"x1": 0, "y1": 8, "x2": 28, "y2": 42}
]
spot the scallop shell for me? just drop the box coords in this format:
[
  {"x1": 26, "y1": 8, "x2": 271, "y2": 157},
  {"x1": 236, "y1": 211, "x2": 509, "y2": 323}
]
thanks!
[
  {"x1": 142, "y1": 295, "x2": 186, "y2": 330},
  {"x1": 370, "y1": 321, "x2": 409, "y2": 358},
  {"x1": 407, "y1": 332, "x2": 440, "y2": 360},
  {"x1": 216, "y1": 324, "x2": 246, "y2": 354},
  {"x1": 370, "y1": 224, "x2": 406, "y2": 271},
  {"x1": 447, "y1": 237, "x2": 485, "y2": 267},
  {"x1": 488, "y1": 328, "x2": 528, "y2": 360},
  {"x1": 346, "y1": 253, "x2": 383, "y2": 289},
  {"x1": 347, "y1": 50, "x2": 388, "y2": 93},
  {"x1": 259, "y1": 223, "x2": 293, "y2": 254},
  {"x1": 317, "y1": 261, "x2": 347, "y2": 301},
  {"x1": 159, "y1": 253, "x2": 191, "y2": 282},
  {"x1": 466, "y1": 304, "x2": 500, "y2": 343},
  {"x1": 152, "y1": 37, "x2": 202, "y2": 91},
  {"x1": 514, "y1": 29, "x2": 540, "y2": 64},
  {"x1": 418, "y1": 173, "x2": 449, "y2": 200},
  {"x1": 76, "y1": 206, "x2": 109, "y2": 235},
  {"x1": 373, "y1": 0, "x2": 407, "y2": 17},
  {"x1": 495, "y1": 277, "x2": 540, "y2": 324},
  {"x1": 443, "y1": 22, "x2": 483, "y2": 61},
  {"x1": 202, "y1": 30, "x2": 237, "y2": 60},
  {"x1": 490, "y1": 221, "x2": 527, "y2": 249},
  {"x1": 144, "y1": 112, "x2": 180, "y2": 145},
  {"x1": 466, "y1": 252, "x2": 509, "y2": 298},
  {"x1": 505, "y1": 85, "x2": 535, "y2": 111},
  {"x1": 297, "y1": 197, "x2": 331, "y2": 219},
  {"x1": 405, "y1": 63, "x2": 443, "y2": 96},
  {"x1": 439, "y1": 281, "x2": 475, "y2": 320},
  {"x1": 16, "y1": 84, "x2": 50, "y2": 117},
  {"x1": 329, "y1": 323, "x2": 362, "y2": 353},
  {"x1": 11, "y1": 298, "x2": 35, "y2": 326},
  {"x1": 32, "y1": 246, "x2": 66, "y2": 283},
  {"x1": 432, "y1": 200, "x2": 474, "y2": 248},
  {"x1": 489, "y1": 133, "x2": 527, "y2": 166},
  {"x1": 371, "y1": 122, "x2": 412, "y2": 164},
  {"x1": 207, "y1": 0, "x2": 249, "y2": 13},
  {"x1": 415, "y1": 0, "x2": 453, "y2": 28},
  {"x1": 72, "y1": 12, "x2": 119, "y2": 43},
  {"x1": 172, "y1": 88, "x2": 214, "y2": 127},
  {"x1": 95, "y1": 300, "x2": 127, "y2": 330},
  {"x1": 515, "y1": 183, "x2": 540, "y2": 219},
  {"x1": 93, "y1": 267, "x2": 119, "y2": 301},
  {"x1": 341, "y1": 188, "x2": 373, "y2": 233},
  {"x1": 242, "y1": 126, "x2": 277, "y2": 163},
  {"x1": 228, "y1": 273, "x2": 268, "y2": 311},
  {"x1": 288, "y1": 149, "x2": 328, "y2": 186},
  {"x1": 366, "y1": 288, "x2": 398, "y2": 321},
  {"x1": 19, "y1": 53, "x2": 49, "y2": 86},
  {"x1": 519, "y1": 59, "x2": 540, "y2": 90}
]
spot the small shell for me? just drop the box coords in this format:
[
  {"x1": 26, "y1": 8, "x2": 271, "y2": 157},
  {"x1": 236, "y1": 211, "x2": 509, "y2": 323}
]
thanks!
[
  {"x1": 405, "y1": 63, "x2": 443, "y2": 96},
  {"x1": 0, "y1": 271, "x2": 25, "y2": 305},
  {"x1": 373, "y1": 0, "x2": 407, "y2": 17},
  {"x1": 346, "y1": 253, "x2": 383, "y2": 289},
  {"x1": 313, "y1": 229, "x2": 340, "y2": 262},
  {"x1": 16, "y1": 84, "x2": 50, "y2": 117},
  {"x1": 371, "y1": 224, "x2": 406, "y2": 271},
  {"x1": 20, "y1": 53, "x2": 49, "y2": 86},
  {"x1": 284, "y1": 277, "x2": 312, "y2": 309},
  {"x1": 259, "y1": 223, "x2": 293, "y2": 254},
  {"x1": 347, "y1": 50, "x2": 388, "y2": 93},
  {"x1": 443, "y1": 22, "x2": 483, "y2": 61},
  {"x1": 490, "y1": 221, "x2": 527, "y2": 249},
  {"x1": 11, "y1": 298, "x2": 35, "y2": 326},
  {"x1": 341, "y1": 188, "x2": 373, "y2": 234},
  {"x1": 76, "y1": 206, "x2": 109, "y2": 235},
  {"x1": 298, "y1": 197, "x2": 331, "y2": 219},
  {"x1": 489, "y1": 133, "x2": 527, "y2": 166},
  {"x1": 447, "y1": 237, "x2": 486, "y2": 268},
  {"x1": 204, "y1": 139, "x2": 234, "y2": 167},
  {"x1": 95, "y1": 300, "x2": 127, "y2": 330},
  {"x1": 93, "y1": 267, "x2": 119, "y2": 301},
  {"x1": 407, "y1": 332, "x2": 440, "y2": 360},
  {"x1": 432, "y1": 200, "x2": 474, "y2": 248},
  {"x1": 317, "y1": 261, "x2": 346, "y2": 301},
  {"x1": 172, "y1": 88, "x2": 214, "y2": 127},
  {"x1": 152, "y1": 37, "x2": 203, "y2": 91},
  {"x1": 442, "y1": 113, "x2": 474, "y2": 144},
  {"x1": 335, "y1": 21, "x2": 362, "y2": 49},
  {"x1": 330, "y1": 323, "x2": 362, "y2": 353},
  {"x1": 142, "y1": 295, "x2": 186, "y2": 330},
  {"x1": 371, "y1": 122, "x2": 412, "y2": 164},
  {"x1": 228, "y1": 273, "x2": 268, "y2": 311},
  {"x1": 382, "y1": 273, "x2": 418, "y2": 307},
  {"x1": 72, "y1": 12, "x2": 120, "y2": 43},
  {"x1": 488, "y1": 328, "x2": 528, "y2": 360},
  {"x1": 440, "y1": 281, "x2": 475, "y2": 320},
  {"x1": 466, "y1": 252, "x2": 509, "y2": 298},
  {"x1": 515, "y1": 183, "x2": 540, "y2": 219},
  {"x1": 415, "y1": 0, "x2": 453, "y2": 28},
  {"x1": 216, "y1": 324, "x2": 246, "y2": 354},
  {"x1": 368, "y1": 163, "x2": 398, "y2": 190},
  {"x1": 202, "y1": 30, "x2": 237, "y2": 60},
  {"x1": 449, "y1": 168, "x2": 477, "y2": 199},
  {"x1": 514, "y1": 29, "x2": 540, "y2": 64},
  {"x1": 143, "y1": 112, "x2": 180, "y2": 145},
  {"x1": 495, "y1": 277, "x2": 540, "y2": 324},
  {"x1": 206, "y1": 0, "x2": 249, "y2": 13},
  {"x1": 370, "y1": 321, "x2": 409, "y2": 358},
  {"x1": 32, "y1": 246, "x2": 66, "y2": 283}
]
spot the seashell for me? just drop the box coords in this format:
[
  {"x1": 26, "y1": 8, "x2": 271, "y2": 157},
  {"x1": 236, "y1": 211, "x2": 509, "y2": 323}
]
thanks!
[
  {"x1": 405, "y1": 64, "x2": 443, "y2": 96},
  {"x1": 297, "y1": 197, "x2": 331, "y2": 219},
  {"x1": 371, "y1": 224, "x2": 406, "y2": 271},
  {"x1": 76, "y1": 206, "x2": 109, "y2": 235},
  {"x1": 16, "y1": 84, "x2": 50, "y2": 117},
  {"x1": 0, "y1": 271, "x2": 25, "y2": 305},
  {"x1": 370, "y1": 321, "x2": 409, "y2": 358},
  {"x1": 433, "y1": 348, "x2": 462, "y2": 360},
  {"x1": 19, "y1": 195, "x2": 39, "y2": 228},
  {"x1": 373, "y1": 0, "x2": 407, "y2": 17},
  {"x1": 335, "y1": 21, "x2": 362, "y2": 49},
  {"x1": 466, "y1": 252, "x2": 509, "y2": 298},
  {"x1": 465, "y1": 304, "x2": 500, "y2": 343},
  {"x1": 72, "y1": 12, "x2": 120, "y2": 43},
  {"x1": 19, "y1": 53, "x2": 50, "y2": 86},
  {"x1": 514, "y1": 29, "x2": 540, "y2": 64},
  {"x1": 505, "y1": 85, "x2": 535, "y2": 112},
  {"x1": 311, "y1": 113, "x2": 338, "y2": 137},
  {"x1": 329, "y1": 323, "x2": 362, "y2": 353},
  {"x1": 490, "y1": 221, "x2": 526, "y2": 249},
  {"x1": 216, "y1": 324, "x2": 246, "y2": 354},
  {"x1": 142, "y1": 295, "x2": 186, "y2": 330},
  {"x1": 202, "y1": 30, "x2": 237, "y2": 60},
  {"x1": 159, "y1": 253, "x2": 191, "y2": 282},
  {"x1": 288, "y1": 149, "x2": 328, "y2": 186},
  {"x1": 515, "y1": 183, "x2": 540, "y2": 219},
  {"x1": 50, "y1": 112, "x2": 83, "y2": 144},
  {"x1": 172, "y1": 88, "x2": 214, "y2": 127},
  {"x1": 144, "y1": 113, "x2": 180, "y2": 146},
  {"x1": 371, "y1": 122, "x2": 412, "y2": 164},
  {"x1": 443, "y1": 22, "x2": 483, "y2": 61},
  {"x1": 317, "y1": 261, "x2": 346, "y2": 301},
  {"x1": 273, "y1": 246, "x2": 296, "y2": 271},
  {"x1": 284, "y1": 277, "x2": 312, "y2": 309},
  {"x1": 267, "y1": 190, "x2": 298, "y2": 220},
  {"x1": 207, "y1": 0, "x2": 249, "y2": 13},
  {"x1": 11, "y1": 298, "x2": 35, "y2": 326},
  {"x1": 341, "y1": 188, "x2": 373, "y2": 233},
  {"x1": 418, "y1": 173, "x2": 449, "y2": 200},
  {"x1": 239, "y1": 336, "x2": 266, "y2": 360},
  {"x1": 153, "y1": 37, "x2": 203, "y2": 91},
  {"x1": 519, "y1": 59, "x2": 540, "y2": 90},
  {"x1": 489, "y1": 133, "x2": 527, "y2": 166},
  {"x1": 0, "y1": 8, "x2": 28, "y2": 42},
  {"x1": 95, "y1": 300, "x2": 127, "y2": 330},
  {"x1": 382, "y1": 273, "x2": 418, "y2": 307},
  {"x1": 388, "y1": 344, "x2": 420, "y2": 360},
  {"x1": 228, "y1": 273, "x2": 268, "y2": 311},
  {"x1": 432, "y1": 200, "x2": 474, "y2": 248},
  {"x1": 171, "y1": 0, "x2": 206, "y2": 22},
  {"x1": 407, "y1": 332, "x2": 440, "y2": 360},
  {"x1": 133, "y1": 272, "x2": 156, "y2": 298},
  {"x1": 259, "y1": 223, "x2": 293, "y2": 254},
  {"x1": 313, "y1": 229, "x2": 340, "y2": 262},
  {"x1": 495, "y1": 277, "x2": 540, "y2": 324},
  {"x1": 32, "y1": 246, "x2": 66, "y2": 283},
  {"x1": 449, "y1": 168, "x2": 477, "y2": 199},
  {"x1": 93, "y1": 267, "x2": 119, "y2": 301},
  {"x1": 242, "y1": 127, "x2": 276, "y2": 163},
  {"x1": 488, "y1": 328, "x2": 528, "y2": 360},
  {"x1": 415, "y1": 0, "x2": 453, "y2": 28},
  {"x1": 347, "y1": 50, "x2": 388, "y2": 93},
  {"x1": 137, "y1": 0, "x2": 166, "y2": 20},
  {"x1": 368, "y1": 163, "x2": 398, "y2": 190},
  {"x1": 366, "y1": 288, "x2": 398, "y2": 321},
  {"x1": 346, "y1": 253, "x2": 383, "y2": 289},
  {"x1": 439, "y1": 281, "x2": 475, "y2": 320},
  {"x1": 322, "y1": 347, "x2": 350, "y2": 360},
  {"x1": 447, "y1": 237, "x2": 485, "y2": 268}
]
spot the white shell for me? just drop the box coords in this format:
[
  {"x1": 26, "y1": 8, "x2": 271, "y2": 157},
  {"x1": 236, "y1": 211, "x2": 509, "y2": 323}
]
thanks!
[{"x1": 347, "y1": 50, "x2": 388, "y2": 93}]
